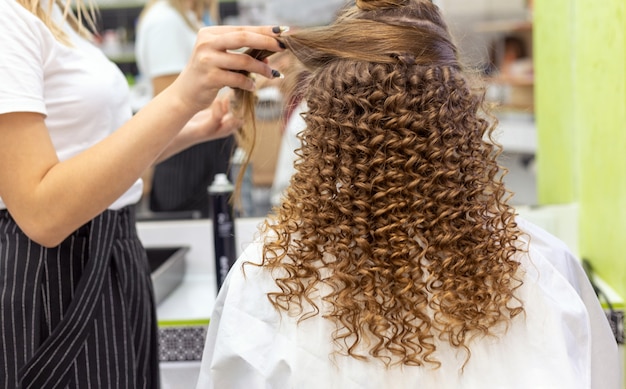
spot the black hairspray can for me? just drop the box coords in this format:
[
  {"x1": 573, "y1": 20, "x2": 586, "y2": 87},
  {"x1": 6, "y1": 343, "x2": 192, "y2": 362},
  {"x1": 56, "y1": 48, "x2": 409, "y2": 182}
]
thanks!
[{"x1": 208, "y1": 173, "x2": 237, "y2": 292}]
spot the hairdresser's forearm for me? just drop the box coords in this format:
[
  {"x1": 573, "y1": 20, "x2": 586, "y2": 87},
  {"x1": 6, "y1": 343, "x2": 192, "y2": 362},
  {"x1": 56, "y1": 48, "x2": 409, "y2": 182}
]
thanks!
[
  {"x1": 26, "y1": 90, "x2": 198, "y2": 246},
  {"x1": 153, "y1": 129, "x2": 197, "y2": 164},
  {"x1": 154, "y1": 98, "x2": 241, "y2": 164}
]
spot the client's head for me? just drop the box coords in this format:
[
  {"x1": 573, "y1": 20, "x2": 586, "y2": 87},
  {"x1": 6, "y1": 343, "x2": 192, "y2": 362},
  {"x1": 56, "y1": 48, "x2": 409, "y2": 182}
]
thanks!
[{"x1": 252, "y1": 0, "x2": 524, "y2": 369}]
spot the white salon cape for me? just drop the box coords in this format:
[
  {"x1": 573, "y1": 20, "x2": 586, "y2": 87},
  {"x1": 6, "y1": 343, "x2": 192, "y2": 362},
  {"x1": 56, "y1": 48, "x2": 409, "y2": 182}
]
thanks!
[{"x1": 196, "y1": 218, "x2": 621, "y2": 388}]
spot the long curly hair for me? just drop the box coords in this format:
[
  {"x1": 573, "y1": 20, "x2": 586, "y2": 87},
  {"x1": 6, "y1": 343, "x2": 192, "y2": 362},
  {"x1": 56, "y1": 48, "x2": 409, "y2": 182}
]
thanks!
[{"x1": 243, "y1": 0, "x2": 524, "y2": 368}]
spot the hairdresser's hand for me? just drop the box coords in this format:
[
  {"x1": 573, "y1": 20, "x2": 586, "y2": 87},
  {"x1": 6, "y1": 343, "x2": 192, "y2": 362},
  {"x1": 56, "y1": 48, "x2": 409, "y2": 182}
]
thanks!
[
  {"x1": 194, "y1": 93, "x2": 242, "y2": 141},
  {"x1": 183, "y1": 93, "x2": 241, "y2": 142},
  {"x1": 170, "y1": 25, "x2": 286, "y2": 114},
  {"x1": 155, "y1": 94, "x2": 242, "y2": 163}
]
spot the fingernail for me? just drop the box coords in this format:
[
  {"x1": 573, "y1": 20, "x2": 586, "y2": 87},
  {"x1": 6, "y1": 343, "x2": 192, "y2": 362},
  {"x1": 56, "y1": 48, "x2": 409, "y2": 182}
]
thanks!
[
  {"x1": 277, "y1": 39, "x2": 286, "y2": 49},
  {"x1": 272, "y1": 26, "x2": 290, "y2": 34},
  {"x1": 271, "y1": 69, "x2": 284, "y2": 79}
]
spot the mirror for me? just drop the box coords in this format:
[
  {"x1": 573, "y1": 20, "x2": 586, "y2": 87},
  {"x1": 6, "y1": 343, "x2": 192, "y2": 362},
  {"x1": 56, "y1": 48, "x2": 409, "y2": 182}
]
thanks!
[{"x1": 134, "y1": 0, "x2": 536, "y2": 223}]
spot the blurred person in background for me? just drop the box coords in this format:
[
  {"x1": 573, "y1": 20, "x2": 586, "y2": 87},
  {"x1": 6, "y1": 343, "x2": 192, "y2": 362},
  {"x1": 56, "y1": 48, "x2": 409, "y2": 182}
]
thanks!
[
  {"x1": 196, "y1": 0, "x2": 621, "y2": 388},
  {"x1": 136, "y1": 0, "x2": 238, "y2": 217}
]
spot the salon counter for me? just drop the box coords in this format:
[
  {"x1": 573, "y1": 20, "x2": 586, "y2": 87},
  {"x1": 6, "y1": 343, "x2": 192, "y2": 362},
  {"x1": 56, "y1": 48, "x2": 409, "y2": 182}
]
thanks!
[
  {"x1": 137, "y1": 217, "x2": 265, "y2": 389},
  {"x1": 138, "y1": 217, "x2": 265, "y2": 318}
]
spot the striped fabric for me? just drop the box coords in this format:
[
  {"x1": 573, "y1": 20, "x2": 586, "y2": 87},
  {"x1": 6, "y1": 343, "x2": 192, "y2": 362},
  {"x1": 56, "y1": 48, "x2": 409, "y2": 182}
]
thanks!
[
  {"x1": 149, "y1": 136, "x2": 234, "y2": 217},
  {"x1": 0, "y1": 207, "x2": 159, "y2": 389}
]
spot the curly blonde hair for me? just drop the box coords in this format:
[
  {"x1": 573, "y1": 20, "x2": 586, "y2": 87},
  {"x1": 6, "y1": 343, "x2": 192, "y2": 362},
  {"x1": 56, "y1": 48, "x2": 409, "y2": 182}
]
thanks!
[{"x1": 241, "y1": 0, "x2": 524, "y2": 368}]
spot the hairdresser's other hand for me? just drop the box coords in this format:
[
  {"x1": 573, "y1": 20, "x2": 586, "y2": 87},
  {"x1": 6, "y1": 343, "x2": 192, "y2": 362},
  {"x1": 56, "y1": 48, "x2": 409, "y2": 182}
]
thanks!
[
  {"x1": 154, "y1": 94, "x2": 241, "y2": 164},
  {"x1": 185, "y1": 94, "x2": 242, "y2": 143},
  {"x1": 170, "y1": 25, "x2": 285, "y2": 114}
]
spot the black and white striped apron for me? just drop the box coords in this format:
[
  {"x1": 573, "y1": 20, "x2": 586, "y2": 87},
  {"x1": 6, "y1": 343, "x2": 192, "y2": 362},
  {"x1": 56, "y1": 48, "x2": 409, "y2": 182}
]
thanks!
[
  {"x1": 0, "y1": 207, "x2": 159, "y2": 389},
  {"x1": 149, "y1": 136, "x2": 234, "y2": 217}
]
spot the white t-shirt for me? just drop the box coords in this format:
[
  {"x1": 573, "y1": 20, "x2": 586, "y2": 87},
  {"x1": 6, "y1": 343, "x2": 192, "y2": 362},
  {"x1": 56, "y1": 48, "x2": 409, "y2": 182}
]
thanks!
[
  {"x1": 197, "y1": 217, "x2": 622, "y2": 388},
  {"x1": 135, "y1": 0, "x2": 198, "y2": 91},
  {"x1": 0, "y1": 0, "x2": 142, "y2": 210}
]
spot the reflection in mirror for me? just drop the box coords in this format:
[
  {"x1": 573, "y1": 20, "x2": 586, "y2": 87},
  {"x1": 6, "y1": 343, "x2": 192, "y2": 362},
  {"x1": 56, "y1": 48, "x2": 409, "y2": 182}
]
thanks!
[{"x1": 134, "y1": 0, "x2": 536, "y2": 223}]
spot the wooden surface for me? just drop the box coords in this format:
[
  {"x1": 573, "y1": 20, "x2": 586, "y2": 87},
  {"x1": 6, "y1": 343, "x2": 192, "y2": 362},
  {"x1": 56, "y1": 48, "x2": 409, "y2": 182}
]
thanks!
[{"x1": 249, "y1": 118, "x2": 283, "y2": 187}]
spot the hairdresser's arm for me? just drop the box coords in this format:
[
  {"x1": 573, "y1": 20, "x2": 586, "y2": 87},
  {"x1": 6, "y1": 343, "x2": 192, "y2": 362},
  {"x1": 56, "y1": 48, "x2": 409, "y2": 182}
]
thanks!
[
  {"x1": 0, "y1": 26, "x2": 282, "y2": 247},
  {"x1": 152, "y1": 75, "x2": 178, "y2": 96},
  {"x1": 154, "y1": 94, "x2": 241, "y2": 163},
  {"x1": 147, "y1": 66, "x2": 242, "y2": 164}
]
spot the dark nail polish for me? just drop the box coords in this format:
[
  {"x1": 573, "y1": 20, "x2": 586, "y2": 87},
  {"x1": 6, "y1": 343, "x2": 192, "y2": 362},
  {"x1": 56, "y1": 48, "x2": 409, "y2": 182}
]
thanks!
[
  {"x1": 277, "y1": 39, "x2": 286, "y2": 49},
  {"x1": 271, "y1": 69, "x2": 284, "y2": 79},
  {"x1": 272, "y1": 26, "x2": 290, "y2": 34}
]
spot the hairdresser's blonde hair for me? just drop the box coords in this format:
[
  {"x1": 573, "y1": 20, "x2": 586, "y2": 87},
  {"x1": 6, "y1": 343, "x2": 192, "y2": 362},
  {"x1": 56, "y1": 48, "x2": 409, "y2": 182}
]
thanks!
[
  {"x1": 240, "y1": 0, "x2": 524, "y2": 368},
  {"x1": 138, "y1": 0, "x2": 219, "y2": 31},
  {"x1": 17, "y1": 0, "x2": 97, "y2": 45}
]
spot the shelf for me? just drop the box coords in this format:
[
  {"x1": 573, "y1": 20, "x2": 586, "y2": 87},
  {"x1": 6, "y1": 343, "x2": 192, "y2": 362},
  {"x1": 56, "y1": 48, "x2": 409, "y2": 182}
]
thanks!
[
  {"x1": 488, "y1": 75, "x2": 534, "y2": 87},
  {"x1": 101, "y1": 43, "x2": 136, "y2": 63},
  {"x1": 475, "y1": 19, "x2": 532, "y2": 33},
  {"x1": 493, "y1": 104, "x2": 535, "y2": 114},
  {"x1": 95, "y1": 1, "x2": 145, "y2": 10},
  {"x1": 106, "y1": 53, "x2": 136, "y2": 64},
  {"x1": 486, "y1": 80, "x2": 534, "y2": 114},
  {"x1": 491, "y1": 116, "x2": 536, "y2": 154}
]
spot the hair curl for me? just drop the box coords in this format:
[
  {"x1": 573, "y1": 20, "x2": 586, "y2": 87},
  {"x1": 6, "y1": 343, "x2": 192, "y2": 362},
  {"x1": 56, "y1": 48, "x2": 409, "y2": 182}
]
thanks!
[{"x1": 240, "y1": 0, "x2": 524, "y2": 368}]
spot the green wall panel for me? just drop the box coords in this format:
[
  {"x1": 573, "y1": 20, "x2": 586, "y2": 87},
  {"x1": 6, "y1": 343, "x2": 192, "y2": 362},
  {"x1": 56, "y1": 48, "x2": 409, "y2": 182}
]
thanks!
[
  {"x1": 534, "y1": 0, "x2": 577, "y2": 204},
  {"x1": 535, "y1": 0, "x2": 626, "y2": 302},
  {"x1": 575, "y1": 0, "x2": 626, "y2": 297}
]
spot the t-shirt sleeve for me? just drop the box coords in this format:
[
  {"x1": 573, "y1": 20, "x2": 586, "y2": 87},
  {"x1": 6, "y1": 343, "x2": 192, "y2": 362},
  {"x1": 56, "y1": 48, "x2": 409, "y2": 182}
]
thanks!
[
  {"x1": 0, "y1": 2, "x2": 47, "y2": 116},
  {"x1": 137, "y1": 12, "x2": 195, "y2": 78}
]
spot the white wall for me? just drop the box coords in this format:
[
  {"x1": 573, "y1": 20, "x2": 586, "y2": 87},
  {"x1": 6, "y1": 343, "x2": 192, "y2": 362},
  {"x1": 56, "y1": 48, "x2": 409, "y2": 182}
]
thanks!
[
  {"x1": 235, "y1": 0, "x2": 528, "y2": 20},
  {"x1": 438, "y1": 0, "x2": 526, "y2": 16},
  {"x1": 234, "y1": 0, "x2": 346, "y2": 26},
  {"x1": 439, "y1": 0, "x2": 529, "y2": 66}
]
